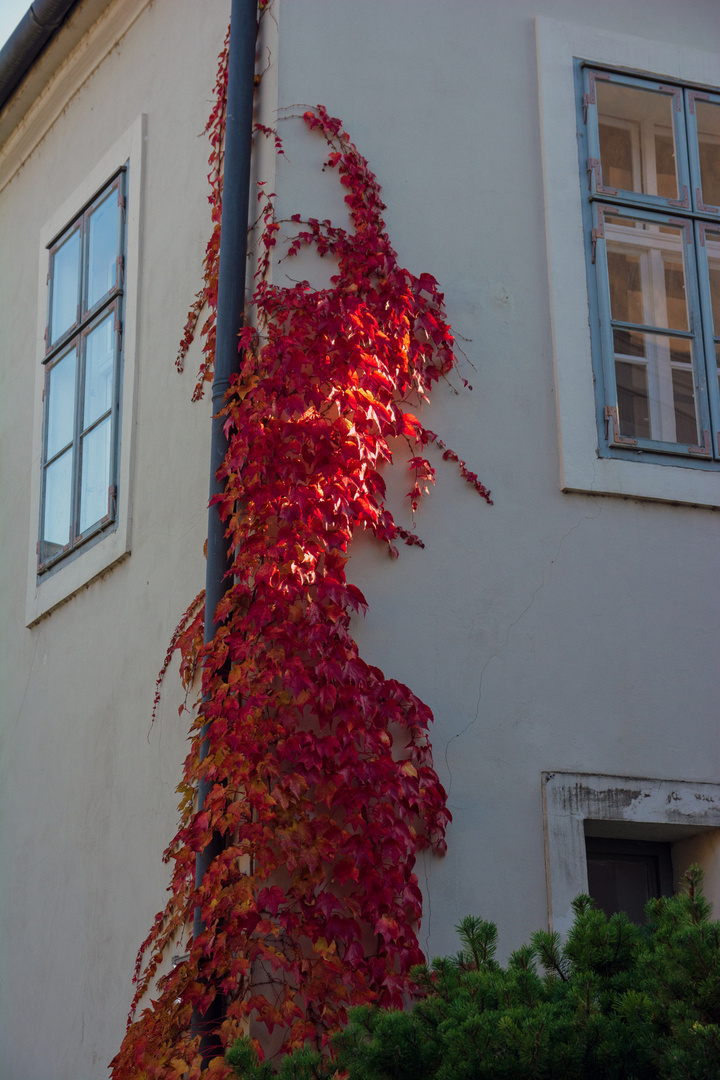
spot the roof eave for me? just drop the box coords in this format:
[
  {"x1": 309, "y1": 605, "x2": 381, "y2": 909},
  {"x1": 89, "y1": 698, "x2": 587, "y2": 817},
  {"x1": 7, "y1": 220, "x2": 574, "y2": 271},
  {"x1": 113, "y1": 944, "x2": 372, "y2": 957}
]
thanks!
[{"x1": 0, "y1": 1, "x2": 82, "y2": 113}]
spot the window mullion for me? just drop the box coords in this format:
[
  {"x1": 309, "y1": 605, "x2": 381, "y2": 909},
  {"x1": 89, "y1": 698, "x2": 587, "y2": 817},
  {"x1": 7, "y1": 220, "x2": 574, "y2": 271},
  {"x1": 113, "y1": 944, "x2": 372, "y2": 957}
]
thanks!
[
  {"x1": 591, "y1": 205, "x2": 628, "y2": 443},
  {"x1": 69, "y1": 213, "x2": 89, "y2": 549},
  {"x1": 78, "y1": 299, "x2": 120, "y2": 537},
  {"x1": 680, "y1": 220, "x2": 713, "y2": 455},
  {"x1": 694, "y1": 222, "x2": 720, "y2": 457},
  {"x1": 71, "y1": 327, "x2": 87, "y2": 548}
]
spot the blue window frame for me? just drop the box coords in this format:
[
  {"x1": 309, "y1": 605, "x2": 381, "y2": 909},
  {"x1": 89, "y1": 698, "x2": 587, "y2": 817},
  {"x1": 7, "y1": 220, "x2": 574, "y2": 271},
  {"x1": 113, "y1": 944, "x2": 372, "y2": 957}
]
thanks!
[
  {"x1": 39, "y1": 170, "x2": 126, "y2": 573},
  {"x1": 580, "y1": 66, "x2": 720, "y2": 465}
]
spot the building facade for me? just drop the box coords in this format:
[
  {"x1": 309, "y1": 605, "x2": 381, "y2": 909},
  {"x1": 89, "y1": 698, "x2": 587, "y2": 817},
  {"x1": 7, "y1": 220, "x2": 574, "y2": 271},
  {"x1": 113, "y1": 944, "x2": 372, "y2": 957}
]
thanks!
[{"x1": 1, "y1": 1, "x2": 719, "y2": 1076}]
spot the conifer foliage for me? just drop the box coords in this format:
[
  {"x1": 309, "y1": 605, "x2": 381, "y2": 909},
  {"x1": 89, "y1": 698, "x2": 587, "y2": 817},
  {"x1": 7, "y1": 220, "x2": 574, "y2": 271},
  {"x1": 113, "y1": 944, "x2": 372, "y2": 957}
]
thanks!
[
  {"x1": 111, "y1": 22, "x2": 489, "y2": 1080},
  {"x1": 229, "y1": 867, "x2": 720, "y2": 1080}
]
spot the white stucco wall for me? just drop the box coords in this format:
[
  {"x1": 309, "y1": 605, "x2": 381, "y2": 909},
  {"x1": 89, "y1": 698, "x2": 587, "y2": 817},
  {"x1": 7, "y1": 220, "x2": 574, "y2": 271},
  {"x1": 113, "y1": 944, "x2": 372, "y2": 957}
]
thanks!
[
  {"x1": 1, "y1": 1, "x2": 719, "y2": 1077},
  {"x1": 268, "y1": 0, "x2": 720, "y2": 961},
  {"x1": 0, "y1": 2, "x2": 226, "y2": 1076}
]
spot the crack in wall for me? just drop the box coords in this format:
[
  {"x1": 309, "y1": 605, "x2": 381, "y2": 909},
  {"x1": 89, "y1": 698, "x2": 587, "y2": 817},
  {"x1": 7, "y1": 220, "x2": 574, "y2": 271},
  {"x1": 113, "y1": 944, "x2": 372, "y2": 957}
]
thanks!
[{"x1": 6, "y1": 623, "x2": 44, "y2": 747}]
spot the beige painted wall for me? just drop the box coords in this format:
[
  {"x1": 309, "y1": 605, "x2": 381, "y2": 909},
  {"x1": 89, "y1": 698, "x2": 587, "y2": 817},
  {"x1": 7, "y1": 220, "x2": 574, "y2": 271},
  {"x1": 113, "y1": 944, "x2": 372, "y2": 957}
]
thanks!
[
  {"x1": 1, "y1": 1, "x2": 719, "y2": 1077},
  {"x1": 0, "y1": 1, "x2": 226, "y2": 1076},
  {"x1": 269, "y1": 0, "x2": 720, "y2": 959}
]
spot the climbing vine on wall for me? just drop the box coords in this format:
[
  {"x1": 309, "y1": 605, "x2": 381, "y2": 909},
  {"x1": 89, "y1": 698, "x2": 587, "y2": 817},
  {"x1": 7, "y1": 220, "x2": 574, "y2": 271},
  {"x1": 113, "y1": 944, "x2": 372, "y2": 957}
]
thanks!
[{"x1": 111, "y1": 26, "x2": 490, "y2": 1080}]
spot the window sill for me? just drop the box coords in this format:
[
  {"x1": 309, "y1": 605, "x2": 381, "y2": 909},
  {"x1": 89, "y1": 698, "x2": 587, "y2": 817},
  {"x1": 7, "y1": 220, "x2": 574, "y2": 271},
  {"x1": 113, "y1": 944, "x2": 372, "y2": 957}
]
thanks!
[
  {"x1": 26, "y1": 524, "x2": 131, "y2": 625},
  {"x1": 562, "y1": 446, "x2": 720, "y2": 508}
]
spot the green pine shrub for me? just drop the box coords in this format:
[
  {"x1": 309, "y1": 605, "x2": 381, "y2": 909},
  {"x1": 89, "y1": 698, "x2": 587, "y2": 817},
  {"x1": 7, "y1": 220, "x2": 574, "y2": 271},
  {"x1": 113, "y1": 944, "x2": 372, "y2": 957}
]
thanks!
[{"x1": 227, "y1": 865, "x2": 720, "y2": 1079}]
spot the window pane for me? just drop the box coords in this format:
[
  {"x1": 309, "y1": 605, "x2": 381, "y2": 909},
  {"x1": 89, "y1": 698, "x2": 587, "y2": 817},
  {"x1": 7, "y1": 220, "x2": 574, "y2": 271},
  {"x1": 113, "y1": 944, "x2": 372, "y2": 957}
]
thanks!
[
  {"x1": 596, "y1": 81, "x2": 678, "y2": 199},
  {"x1": 46, "y1": 348, "x2": 77, "y2": 459},
  {"x1": 695, "y1": 101, "x2": 720, "y2": 208},
  {"x1": 50, "y1": 229, "x2": 80, "y2": 345},
  {"x1": 615, "y1": 356, "x2": 650, "y2": 439},
  {"x1": 83, "y1": 313, "x2": 115, "y2": 428},
  {"x1": 672, "y1": 366, "x2": 698, "y2": 443},
  {"x1": 655, "y1": 133, "x2": 677, "y2": 200},
  {"x1": 607, "y1": 250, "x2": 644, "y2": 324},
  {"x1": 86, "y1": 189, "x2": 119, "y2": 310},
  {"x1": 79, "y1": 417, "x2": 111, "y2": 533},
  {"x1": 613, "y1": 329, "x2": 698, "y2": 444},
  {"x1": 42, "y1": 448, "x2": 73, "y2": 555},
  {"x1": 598, "y1": 122, "x2": 633, "y2": 190},
  {"x1": 586, "y1": 838, "x2": 673, "y2": 923},
  {"x1": 605, "y1": 217, "x2": 689, "y2": 331},
  {"x1": 586, "y1": 855, "x2": 660, "y2": 924},
  {"x1": 705, "y1": 230, "x2": 720, "y2": 331}
]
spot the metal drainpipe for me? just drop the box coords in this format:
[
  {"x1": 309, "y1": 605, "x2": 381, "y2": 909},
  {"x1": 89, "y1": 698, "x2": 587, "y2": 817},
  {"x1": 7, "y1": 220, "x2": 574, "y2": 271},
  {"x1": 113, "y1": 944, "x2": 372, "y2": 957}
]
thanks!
[{"x1": 191, "y1": 0, "x2": 258, "y2": 1066}]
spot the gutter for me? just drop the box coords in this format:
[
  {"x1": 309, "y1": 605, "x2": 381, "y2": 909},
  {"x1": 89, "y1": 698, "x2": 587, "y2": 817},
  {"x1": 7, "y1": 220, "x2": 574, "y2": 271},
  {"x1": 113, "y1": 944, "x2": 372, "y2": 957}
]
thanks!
[
  {"x1": 192, "y1": 0, "x2": 258, "y2": 1066},
  {"x1": 0, "y1": 0, "x2": 80, "y2": 111}
]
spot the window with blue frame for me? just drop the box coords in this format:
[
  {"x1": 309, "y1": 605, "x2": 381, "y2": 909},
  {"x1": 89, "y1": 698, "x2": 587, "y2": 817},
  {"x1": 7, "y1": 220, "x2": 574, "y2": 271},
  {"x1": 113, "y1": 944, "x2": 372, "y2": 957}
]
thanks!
[
  {"x1": 39, "y1": 170, "x2": 126, "y2": 573},
  {"x1": 582, "y1": 67, "x2": 720, "y2": 464}
]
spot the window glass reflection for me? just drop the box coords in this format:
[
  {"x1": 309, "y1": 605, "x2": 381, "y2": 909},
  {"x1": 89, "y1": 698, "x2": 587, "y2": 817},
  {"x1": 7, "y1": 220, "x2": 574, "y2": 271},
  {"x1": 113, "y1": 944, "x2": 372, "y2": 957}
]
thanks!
[
  {"x1": 46, "y1": 348, "x2": 76, "y2": 459},
  {"x1": 84, "y1": 314, "x2": 114, "y2": 428},
  {"x1": 613, "y1": 329, "x2": 698, "y2": 444},
  {"x1": 696, "y1": 101, "x2": 720, "y2": 208},
  {"x1": 596, "y1": 81, "x2": 678, "y2": 199},
  {"x1": 79, "y1": 418, "x2": 111, "y2": 533},
  {"x1": 86, "y1": 191, "x2": 118, "y2": 310},
  {"x1": 50, "y1": 229, "x2": 80, "y2": 345},
  {"x1": 605, "y1": 217, "x2": 688, "y2": 331},
  {"x1": 43, "y1": 449, "x2": 73, "y2": 555}
]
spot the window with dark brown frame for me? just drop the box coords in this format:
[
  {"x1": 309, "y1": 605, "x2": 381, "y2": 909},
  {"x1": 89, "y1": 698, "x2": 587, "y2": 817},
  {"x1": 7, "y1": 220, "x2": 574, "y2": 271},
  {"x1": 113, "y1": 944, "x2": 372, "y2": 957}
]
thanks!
[{"x1": 39, "y1": 169, "x2": 126, "y2": 573}]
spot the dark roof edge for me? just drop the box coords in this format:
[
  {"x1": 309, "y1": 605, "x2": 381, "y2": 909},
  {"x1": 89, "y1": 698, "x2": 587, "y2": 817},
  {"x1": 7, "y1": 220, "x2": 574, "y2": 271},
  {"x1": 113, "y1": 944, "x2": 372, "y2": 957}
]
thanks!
[{"x1": 0, "y1": 1, "x2": 81, "y2": 112}]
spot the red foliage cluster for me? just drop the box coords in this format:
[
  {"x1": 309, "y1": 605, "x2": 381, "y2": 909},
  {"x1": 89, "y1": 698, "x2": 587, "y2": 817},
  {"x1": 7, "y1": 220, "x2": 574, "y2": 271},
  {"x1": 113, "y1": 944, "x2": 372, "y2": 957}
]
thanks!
[{"x1": 111, "y1": 83, "x2": 489, "y2": 1080}]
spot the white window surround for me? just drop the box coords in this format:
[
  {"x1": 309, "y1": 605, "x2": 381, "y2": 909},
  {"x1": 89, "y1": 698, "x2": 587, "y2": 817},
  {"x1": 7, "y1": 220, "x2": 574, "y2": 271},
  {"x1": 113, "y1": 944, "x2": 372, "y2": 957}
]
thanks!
[
  {"x1": 536, "y1": 17, "x2": 720, "y2": 509},
  {"x1": 542, "y1": 771, "x2": 720, "y2": 938},
  {"x1": 26, "y1": 115, "x2": 146, "y2": 626}
]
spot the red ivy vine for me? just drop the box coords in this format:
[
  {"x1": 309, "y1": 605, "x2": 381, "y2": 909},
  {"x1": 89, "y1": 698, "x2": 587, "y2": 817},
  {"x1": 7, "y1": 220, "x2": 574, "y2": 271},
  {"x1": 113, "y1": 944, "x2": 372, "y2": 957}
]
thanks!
[{"x1": 111, "y1": 33, "x2": 490, "y2": 1080}]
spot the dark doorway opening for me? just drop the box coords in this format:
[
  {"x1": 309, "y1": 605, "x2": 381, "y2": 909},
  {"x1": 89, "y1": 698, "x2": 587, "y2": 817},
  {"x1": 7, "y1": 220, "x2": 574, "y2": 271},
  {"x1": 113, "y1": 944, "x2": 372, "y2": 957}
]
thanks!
[{"x1": 585, "y1": 836, "x2": 673, "y2": 922}]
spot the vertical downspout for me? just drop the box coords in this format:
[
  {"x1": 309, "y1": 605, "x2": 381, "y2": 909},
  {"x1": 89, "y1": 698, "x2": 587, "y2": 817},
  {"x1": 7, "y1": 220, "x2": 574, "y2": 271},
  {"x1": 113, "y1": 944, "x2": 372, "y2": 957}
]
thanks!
[{"x1": 192, "y1": 0, "x2": 258, "y2": 1065}]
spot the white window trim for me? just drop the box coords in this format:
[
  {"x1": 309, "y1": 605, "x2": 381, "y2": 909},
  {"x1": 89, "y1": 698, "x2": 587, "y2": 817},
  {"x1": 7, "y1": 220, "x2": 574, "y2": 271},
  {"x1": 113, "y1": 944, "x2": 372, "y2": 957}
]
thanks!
[
  {"x1": 542, "y1": 771, "x2": 720, "y2": 937},
  {"x1": 26, "y1": 115, "x2": 146, "y2": 626},
  {"x1": 536, "y1": 17, "x2": 720, "y2": 509}
]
